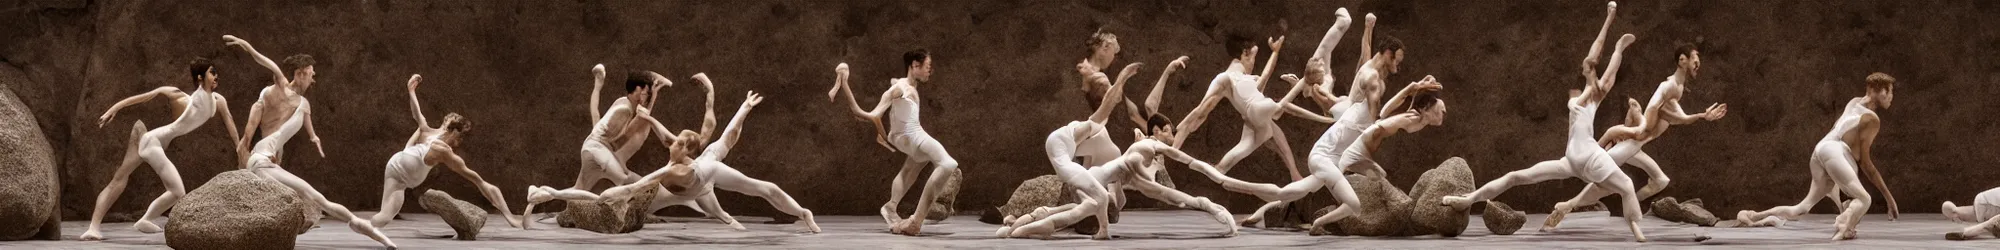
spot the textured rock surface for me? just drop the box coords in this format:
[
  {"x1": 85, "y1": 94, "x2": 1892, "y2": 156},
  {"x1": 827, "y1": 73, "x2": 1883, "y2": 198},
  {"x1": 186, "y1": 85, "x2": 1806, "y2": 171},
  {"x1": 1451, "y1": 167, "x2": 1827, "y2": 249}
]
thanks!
[
  {"x1": 1317, "y1": 174, "x2": 1412, "y2": 236},
  {"x1": 1407, "y1": 157, "x2": 1475, "y2": 237},
  {"x1": 419, "y1": 190, "x2": 488, "y2": 240},
  {"x1": 164, "y1": 170, "x2": 307, "y2": 249},
  {"x1": 0, "y1": 82, "x2": 59, "y2": 240},
  {"x1": 2, "y1": 1, "x2": 1997, "y2": 219},
  {"x1": 990, "y1": 175, "x2": 1066, "y2": 223},
  {"x1": 1483, "y1": 201, "x2": 1527, "y2": 235},
  {"x1": 556, "y1": 185, "x2": 658, "y2": 234},
  {"x1": 1650, "y1": 197, "x2": 1719, "y2": 227}
]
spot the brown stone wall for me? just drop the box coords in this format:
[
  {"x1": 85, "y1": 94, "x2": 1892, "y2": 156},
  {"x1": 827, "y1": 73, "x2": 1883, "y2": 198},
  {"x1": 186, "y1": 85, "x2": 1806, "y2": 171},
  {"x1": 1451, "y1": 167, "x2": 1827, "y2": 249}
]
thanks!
[{"x1": 3, "y1": 0, "x2": 1997, "y2": 218}]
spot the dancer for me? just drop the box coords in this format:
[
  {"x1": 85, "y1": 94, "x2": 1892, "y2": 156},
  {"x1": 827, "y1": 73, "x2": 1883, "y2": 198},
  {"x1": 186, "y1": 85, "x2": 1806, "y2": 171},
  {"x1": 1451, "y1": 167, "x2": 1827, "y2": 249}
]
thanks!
[
  {"x1": 1734, "y1": 73, "x2": 1897, "y2": 240},
  {"x1": 223, "y1": 35, "x2": 325, "y2": 166},
  {"x1": 1234, "y1": 77, "x2": 1445, "y2": 230},
  {"x1": 80, "y1": 58, "x2": 240, "y2": 240},
  {"x1": 1943, "y1": 187, "x2": 2000, "y2": 240},
  {"x1": 243, "y1": 93, "x2": 396, "y2": 247},
  {"x1": 1440, "y1": 13, "x2": 1647, "y2": 241},
  {"x1": 825, "y1": 49, "x2": 960, "y2": 235},
  {"x1": 1074, "y1": 28, "x2": 1155, "y2": 128},
  {"x1": 1540, "y1": 2, "x2": 1729, "y2": 231},
  {"x1": 1173, "y1": 31, "x2": 1330, "y2": 182},
  {"x1": 997, "y1": 139, "x2": 1237, "y2": 239},
  {"x1": 366, "y1": 74, "x2": 526, "y2": 229},
  {"x1": 571, "y1": 65, "x2": 673, "y2": 192},
  {"x1": 529, "y1": 90, "x2": 820, "y2": 233}
]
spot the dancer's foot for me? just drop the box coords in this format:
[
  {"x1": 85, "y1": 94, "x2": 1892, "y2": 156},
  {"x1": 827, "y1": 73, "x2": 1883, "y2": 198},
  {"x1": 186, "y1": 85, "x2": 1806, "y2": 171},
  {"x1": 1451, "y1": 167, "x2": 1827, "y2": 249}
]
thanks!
[
  {"x1": 504, "y1": 214, "x2": 526, "y2": 229},
  {"x1": 994, "y1": 226, "x2": 1015, "y2": 238},
  {"x1": 1542, "y1": 202, "x2": 1575, "y2": 232},
  {"x1": 1734, "y1": 210, "x2": 1758, "y2": 225},
  {"x1": 1943, "y1": 201, "x2": 1963, "y2": 222},
  {"x1": 879, "y1": 204, "x2": 902, "y2": 228},
  {"x1": 350, "y1": 219, "x2": 399, "y2": 249},
  {"x1": 802, "y1": 213, "x2": 822, "y2": 234},
  {"x1": 1628, "y1": 221, "x2": 1647, "y2": 242},
  {"x1": 1440, "y1": 195, "x2": 1473, "y2": 210},
  {"x1": 889, "y1": 216, "x2": 924, "y2": 236},
  {"x1": 78, "y1": 227, "x2": 103, "y2": 241},
  {"x1": 133, "y1": 220, "x2": 163, "y2": 234}
]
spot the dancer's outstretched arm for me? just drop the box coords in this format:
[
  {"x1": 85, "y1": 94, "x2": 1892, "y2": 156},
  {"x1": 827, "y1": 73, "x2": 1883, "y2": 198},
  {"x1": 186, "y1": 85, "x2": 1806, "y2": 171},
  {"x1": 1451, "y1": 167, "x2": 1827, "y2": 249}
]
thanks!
[
  {"x1": 302, "y1": 101, "x2": 325, "y2": 157},
  {"x1": 1356, "y1": 14, "x2": 1376, "y2": 70},
  {"x1": 587, "y1": 64, "x2": 606, "y2": 124},
  {"x1": 1091, "y1": 63, "x2": 1143, "y2": 124},
  {"x1": 828, "y1": 63, "x2": 895, "y2": 150},
  {"x1": 704, "y1": 91, "x2": 764, "y2": 161},
  {"x1": 222, "y1": 35, "x2": 292, "y2": 93},
  {"x1": 1854, "y1": 112, "x2": 1896, "y2": 219},
  {"x1": 405, "y1": 74, "x2": 432, "y2": 131},
  {"x1": 691, "y1": 73, "x2": 718, "y2": 146},
  {"x1": 212, "y1": 95, "x2": 241, "y2": 153},
  {"x1": 1253, "y1": 36, "x2": 1286, "y2": 90},
  {"x1": 1144, "y1": 56, "x2": 1190, "y2": 115},
  {"x1": 1275, "y1": 74, "x2": 1335, "y2": 124},
  {"x1": 97, "y1": 87, "x2": 187, "y2": 128},
  {"x1": 1171, "y1": 75, "x2": 1233, "y2": 146}
]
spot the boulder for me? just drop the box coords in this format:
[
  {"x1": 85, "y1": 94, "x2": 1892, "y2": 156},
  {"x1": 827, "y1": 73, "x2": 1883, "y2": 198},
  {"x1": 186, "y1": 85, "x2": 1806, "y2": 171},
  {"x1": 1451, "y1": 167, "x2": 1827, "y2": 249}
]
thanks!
[
  {"x1": 1650, "y1": 197, "x2": 1719, "y2": 227},
  {"x1": 1316, "y1": 173, "x2": 1413, "y2": 236},
  {"x1": 165, "y1": 170, "x2": 310, "y2": 249},
  {"x1": 556, "y1": 185, "x2": 659, "y2": 234},
  {"x1": 1407, "y1": 157, "x2": 1475, "y2": 237},
  {"x1": 0, "y1": 83, "x2": 59, "y2": 240},
  {"x1": 982, "y1": 175, "x2": 1066, "y2": 224},
  {"x1": 419, "y1": 190, "x2": 487, "y2": 240},
  {"x1": 1483, "y1": 201, "x2": 1527, "y2": 235}
]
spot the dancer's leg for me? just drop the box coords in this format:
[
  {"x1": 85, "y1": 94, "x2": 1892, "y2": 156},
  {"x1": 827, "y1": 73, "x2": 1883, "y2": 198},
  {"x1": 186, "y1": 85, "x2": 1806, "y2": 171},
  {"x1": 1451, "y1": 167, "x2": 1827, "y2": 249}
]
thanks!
[
  {"x1": 893, "y1": 136, "x2": 960, "y2": 235},
  {"x1": 80, "y1": 130, "x2": 150, "y2": 240},
  {"x1": 1308, "y1": 171, "x2": 1363, "y2": 229},
  {"x1": 1239, "y1": 155, "x2": 1337, "y2": 226},
  {"x1": 132, "y1": 148, "x2": 185, "y2": 234},
  {"x1": 712, "y1": 164, "x2": 820, "y2": 233},
  {"x1": 1822, "y1": 148, "x2": 1870, "y2": 240},
  {"x1": 1125, "y1": 175, "x2": 1236, "y2": 235},
  {"x1": 1738, "y1": 146, "x2": 1838, "y2": 225},
  {"x1": 368, "y1": 175, "x2": 408, "y2": 228},
  {"x1": 1211, "y1": 126, "x2": 1265, "y2": 173},
  {"x1": 1592, "y1": 165, "x2": 1647, "y2": 242},
  {"x1": 1255, "y1": 119, "x2": 1304, "y2": 180},
  {"x1": 1011, "y1": 194, "x2": 1109, "y2": 239},
  {"x1": 884, "y1": 155, "x2": 928, "y2": 227},
  {"x1": 1950, "y1": 214, "x2": 2000, "y2": 240},
  {"x1": 1008, "y1": 161, "x2": 1110, "y2": 239},
  {"x1": 256, "y1": 167, "x2": 396, "y2": 248},
  {"x1": 1442, "y1": 160, "x2": 1575, "y2": 208},
  {"x1": 1629, "y1": 152, "x2": 1669, "y2": 200}
]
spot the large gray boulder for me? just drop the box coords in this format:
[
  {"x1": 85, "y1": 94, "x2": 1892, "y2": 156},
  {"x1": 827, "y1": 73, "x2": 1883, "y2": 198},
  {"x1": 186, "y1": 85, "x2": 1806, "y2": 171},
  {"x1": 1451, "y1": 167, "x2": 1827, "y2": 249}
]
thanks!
[
  {"x1": 165, "y1": 170, "x2": 310, "y2": 250},
  {"x1": 0, "y1": 83, "x2": 58, "y2": 240},
  {"x1": 1650, "y1": 197, "x2": 1719, "y2": 226},
  {"x1": 1316, "y1": 174, "x2": 1412, "y2": 236},
  {"x1": 1483, "y1": 201, "x2": 1527, "y2": 235},
  {"x1": 419, "y1": 190, "x2": 487, "y2": 240},
  {"x1": 557, "y1": 185, "x2": 659, "y2": 234},
  {"x1": 1407, "y1": 157, "x2": 1475, "y2": 237}
]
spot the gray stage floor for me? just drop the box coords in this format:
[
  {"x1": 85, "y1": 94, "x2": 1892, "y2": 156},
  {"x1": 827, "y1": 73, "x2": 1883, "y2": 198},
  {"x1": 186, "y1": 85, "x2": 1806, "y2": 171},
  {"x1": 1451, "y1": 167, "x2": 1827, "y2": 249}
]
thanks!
[{"x1": 13, "y1": 211, "x2": 1998, "y2": 249}]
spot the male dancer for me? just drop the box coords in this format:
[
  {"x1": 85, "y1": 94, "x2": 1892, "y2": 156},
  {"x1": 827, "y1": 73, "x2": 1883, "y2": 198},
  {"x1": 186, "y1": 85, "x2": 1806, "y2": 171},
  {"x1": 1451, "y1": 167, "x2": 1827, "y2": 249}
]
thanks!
[
  {"x1": 1540, "y1": 2, "x2": 1730, "y2": 231},
  {"x1": 1233, "y1": 77, "x2": 1445, "y2": 230},
  {"x1": 1173, "y1": 32, "x2": 1330, "y2": 181},
  {"x1": 826, "y1": 49, "x2": 959, "y2": 235},
  {"x1": 997, "y1": 138, "x2": 1237, "y2": 239},
  {"x1": 243, "y1": 90, "x2": 396, "y2": 248},
  {"x1": 81, "y1": 58, "x2": 240, "y2": 240},
  {"x1": 1943, "y1": 187, "x2": 2000, "y2": 240},
  {"x1": 223, "y1": 35, "x2": 325, "y2": 166},
  {"x1": 1735, "y1": 73, "x2": 1898, "y2": 240},
  {"x1": 367, "y1": 74, "x2": 526, "y2": 229},
  {"x1": 1439, "y1": 17, "x2": 1648, "y2": 241}
]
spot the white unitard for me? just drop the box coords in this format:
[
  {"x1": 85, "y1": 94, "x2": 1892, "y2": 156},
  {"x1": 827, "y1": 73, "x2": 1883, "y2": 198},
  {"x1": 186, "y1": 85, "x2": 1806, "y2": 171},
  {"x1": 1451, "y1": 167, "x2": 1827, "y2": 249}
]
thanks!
[
  {"x1": 84, "y1": 87, "x2": 216, "y2": 237},
  {"x1": 1451, "y1": 98, "x2": 1643, "y2": 237},
  {"x1": 881, "y1": 81, "x2": 960, "y2": 232},
  {"x1": 1006, "y1": 139, "x2": 1235, "y2": 238},
  {"x1": 244, "y1": 101, "x2": 396, "y2": 247},
  {"x1": 1738, "y1": 99, "x2": 1876, "y2": 233},
  {"x1": 633, "y1": 113, "x2": 820, "y2": 232}
]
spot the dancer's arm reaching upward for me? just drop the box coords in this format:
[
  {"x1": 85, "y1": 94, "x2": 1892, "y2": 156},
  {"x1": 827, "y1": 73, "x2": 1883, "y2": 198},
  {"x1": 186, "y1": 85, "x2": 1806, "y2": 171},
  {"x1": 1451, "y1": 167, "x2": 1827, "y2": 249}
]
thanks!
[
  {"x1": 1379, "y1": 76, "x2": 1442, "y2": 116},
  {"x1": 1275, "y1": 74, "x2": 1336, "y2": 124},
  {"x1": 827, "y1": 63, "x2": 897, "y2": 151},
  {"x1": 1091, "y1": 63, "x2": 1143, "y2": 125},
  {"x1": 1254, "y1": 36, "x2": 1286, "y2": 91},
  {"x1": 1171, "y1": 75, "x2": 1233, "y2": 146},
  {"x1": 702, "y1": 91, "x2": 765, "y2": 161},
  {"x1": 223, "y1": 35, "x2": 292, "y2": 94},
  {"x1": 588, "y1": 64, "x2": 607, "y2": 124},
  {"x1": 692, "y1": 73, "x2": 720, "y2": 146}
]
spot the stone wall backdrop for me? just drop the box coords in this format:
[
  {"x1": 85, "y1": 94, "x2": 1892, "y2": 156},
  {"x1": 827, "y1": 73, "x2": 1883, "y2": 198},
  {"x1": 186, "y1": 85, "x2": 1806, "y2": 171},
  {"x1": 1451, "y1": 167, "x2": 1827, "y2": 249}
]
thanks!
[{"x1": 3, "y1": 0, "x2": 1997, "y2": 220}]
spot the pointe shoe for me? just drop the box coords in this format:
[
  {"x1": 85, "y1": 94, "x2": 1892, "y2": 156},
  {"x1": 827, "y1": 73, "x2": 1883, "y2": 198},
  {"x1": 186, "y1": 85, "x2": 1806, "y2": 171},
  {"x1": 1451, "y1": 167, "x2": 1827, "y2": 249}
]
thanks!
[{"x1": 133, "y1": 219, "x2": 163, "y2": 234}]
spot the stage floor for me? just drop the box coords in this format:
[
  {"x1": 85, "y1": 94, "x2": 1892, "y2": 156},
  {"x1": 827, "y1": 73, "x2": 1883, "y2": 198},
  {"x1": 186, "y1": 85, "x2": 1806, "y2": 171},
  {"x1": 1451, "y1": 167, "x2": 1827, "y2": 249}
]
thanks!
[{"x1": 17, "y1": 211, "x2": 1996, "y2": 249}]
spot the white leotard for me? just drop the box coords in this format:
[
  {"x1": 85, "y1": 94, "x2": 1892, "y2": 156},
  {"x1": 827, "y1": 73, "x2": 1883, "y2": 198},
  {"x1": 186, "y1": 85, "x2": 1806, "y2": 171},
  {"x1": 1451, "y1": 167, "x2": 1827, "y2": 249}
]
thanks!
[
  {"x1": 887, "y1": 80, "x2": 926, "y2": 147},
  {"x1": 153, "y1": 88, "x2": 217, "y2": 144},
  {"x1": 1976, "y1": 188, "x2": 2000, "y2": 219},
  {"x1": 1565, "y1": 99, "x2": 1616, "y2": 183},
  {"x1": 1313, "y1": 99, "x2": 1373, "y2": 158},
  {"x1": 387, "y1": 143, "x2": 435, "y2": 186}
]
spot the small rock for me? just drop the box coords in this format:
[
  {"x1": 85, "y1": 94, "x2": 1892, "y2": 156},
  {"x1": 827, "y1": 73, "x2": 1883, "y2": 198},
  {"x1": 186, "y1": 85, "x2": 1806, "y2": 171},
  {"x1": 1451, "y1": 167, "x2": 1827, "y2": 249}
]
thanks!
[
  {"x1": 419, "y1": 190, "x2": 487, "y2": 240},
  {"x1": 1649, "y1": 197, "x2": 1719, "y2": 226},
  {"x1": 165, "y1": 170, "x2": 309, "y2": 249},
  {"x1": 1483, "y1": 201, "x2": 1526, "y2": 235}
]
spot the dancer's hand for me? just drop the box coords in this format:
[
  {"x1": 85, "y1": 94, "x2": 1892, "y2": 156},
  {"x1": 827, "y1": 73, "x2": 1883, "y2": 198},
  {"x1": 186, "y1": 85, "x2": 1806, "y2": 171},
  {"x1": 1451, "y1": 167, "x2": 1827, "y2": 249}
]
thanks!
[
  {"x1": 836, "y1": 63, "x2": 850, "y2": 80},
  {"x1": 222, "y1": 35, "x2": 248, "y2": 48},
  {"x1": 592, "y1": 64, "x2": 606, "y2": 80},
  {"x1": 1365, "y1": 14, "x2": 1377, "y2": 27},
  {"x1": 1702, "y1": 103, "x2": 1728, "y2": 121},
  {"x1": 1267, "y1": 36, "x2": 1286, "y2": 51},
  {"x1": 311, "y1": 136, "x2": 326, "y2": 157},
  {"x1": 743, "y1": 91, "x2": 765, "y2": 108},
  {"x1": 97, "y1": 112, "x2": 115, "y2": 128},
  {"x1": 1168, "y1": 56, "x2": 1190, "y2": 71},
  {"x1": 1280, "y1": 74, "x2": 1302, "y2": 84},
  {"x1": 406, "y1": 74, "x2": 422, "y2": 92}
]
